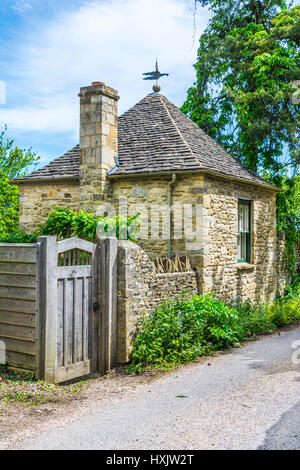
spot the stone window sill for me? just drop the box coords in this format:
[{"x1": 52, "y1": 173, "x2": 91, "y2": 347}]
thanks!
[{"x1": 237, "y1": 263, "x2": 255, "y2": 270}]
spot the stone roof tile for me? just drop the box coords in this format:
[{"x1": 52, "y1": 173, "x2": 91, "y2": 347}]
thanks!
[{"x1": 15, "y1": 93, "x2": 275, "y2": 188}]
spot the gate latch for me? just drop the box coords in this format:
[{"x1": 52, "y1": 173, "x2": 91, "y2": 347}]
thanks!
[{"x1": 93, "y1": 302, "x2": 100, "y2": 312}]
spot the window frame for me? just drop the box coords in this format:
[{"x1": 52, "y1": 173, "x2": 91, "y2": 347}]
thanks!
[{"x1": 237, "y1": 199, "x2": 251, "y2": 263}]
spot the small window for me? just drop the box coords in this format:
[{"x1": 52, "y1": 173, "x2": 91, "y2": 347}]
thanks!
[{"x1": 238, "y1": 200, "x2": 251, "y2": 263}]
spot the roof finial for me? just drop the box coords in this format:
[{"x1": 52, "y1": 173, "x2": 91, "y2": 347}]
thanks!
[{"x1": 142, "y1": 59, "x2": 169, "y2": 93}]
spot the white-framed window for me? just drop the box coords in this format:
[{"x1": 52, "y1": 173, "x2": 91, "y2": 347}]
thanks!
[{"x1": 238, "y1": 200, "x2": 251, "y2": 263}]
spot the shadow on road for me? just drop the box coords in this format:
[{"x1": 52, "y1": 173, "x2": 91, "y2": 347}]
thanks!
[{"x1": 258, "y1": 401, "x2": 300, "y2": 450}]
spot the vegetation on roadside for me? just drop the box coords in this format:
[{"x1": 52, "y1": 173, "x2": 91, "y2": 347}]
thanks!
[
  {"x1": 0, "y1": 365, "x2": 85, "y2": 406},
  {"x1": 128, "y1": 281, "x2": 300, "y2": 373},
  {"x1": 0, "y1": 207, "x2": 139, "y2": 243}
]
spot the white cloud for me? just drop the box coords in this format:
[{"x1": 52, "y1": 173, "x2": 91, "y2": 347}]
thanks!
[
  {"x1": 12, "y1": 0, "x2": 33, "y2": 13},
  {"x1": 0, "y1": 0, "x2": 209, "y2": 137}
]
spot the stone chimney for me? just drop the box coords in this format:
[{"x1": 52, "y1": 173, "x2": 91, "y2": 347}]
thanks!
[{"x1": 79, "y1": 82, "x2": 119, "y2": 212}]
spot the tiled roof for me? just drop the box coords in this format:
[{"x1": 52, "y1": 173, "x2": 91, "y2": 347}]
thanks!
[
  {"x1": 18, "y1": 145, "x2": 80, "y2": 181},
  {"x1": 15, "y1": 93, "x2": 275, "y2": 188}
]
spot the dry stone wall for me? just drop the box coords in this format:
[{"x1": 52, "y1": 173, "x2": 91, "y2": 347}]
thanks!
[{"x1": 117, "y1": 240, "x2": 198, "y2": 362}]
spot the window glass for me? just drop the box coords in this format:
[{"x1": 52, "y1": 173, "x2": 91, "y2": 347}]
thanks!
[{"x1": 238, "y1": 200, "x2": 251, "y2": 262}]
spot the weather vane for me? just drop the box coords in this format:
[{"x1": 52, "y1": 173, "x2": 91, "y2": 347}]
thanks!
[{"x1": 143, "y1": 59, "x2": 169, "y2": 93}]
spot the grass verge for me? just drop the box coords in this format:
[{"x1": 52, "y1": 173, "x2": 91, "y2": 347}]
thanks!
[{"x1": 0, "y1": 365, "x2": 85, "y2": 407}]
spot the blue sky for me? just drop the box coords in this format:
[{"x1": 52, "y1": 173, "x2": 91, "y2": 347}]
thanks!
[{"x1": 0, "y1": 0, "x2": 210, "y2": 168}]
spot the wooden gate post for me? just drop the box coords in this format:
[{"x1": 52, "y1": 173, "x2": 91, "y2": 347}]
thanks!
[
  {"x1": 37, "y1": 236, "x2": 57, "y2": 382},
  {"x1": 99, "y1": 237, "x2": 118, "y2": 373}
]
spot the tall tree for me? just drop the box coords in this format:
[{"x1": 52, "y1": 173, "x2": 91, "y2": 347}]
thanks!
[
  {"x1": 0, "y1": 127, "x2": 39, "y2": 237},
  {"x1": 182, "y1": 1, "x2": 299, "y2": 175}
]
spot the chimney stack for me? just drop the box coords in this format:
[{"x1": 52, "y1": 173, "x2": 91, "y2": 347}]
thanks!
[{"x1": 79, "y1": 82, "x2": 119, "y2": 212}]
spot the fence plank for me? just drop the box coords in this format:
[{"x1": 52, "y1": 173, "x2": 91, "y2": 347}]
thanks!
[
  {"x1": 0, "y1": 286, "x2": 36, "y2": 301},
  {"x1": 0, "y1": 323, "x2": 35, "y2": 341},
  {"x1": 0, "y1": 262, "x2": 36, "y2": 276},
  {"x1": 65, "y1": 279, "x2": 74, "y2": 366},
  {"x1": 57, "y1": 266, "x2": 92, "y2": 278},
  {"x1": 0, "y1": 298, "x2": 36, "y2": 314},
  {"x1": 5, "y1": 351, "x2": 35, "y2": 371},
  {"x1": 0, "y1": 337, "x2": 35, "y2": 355},
  {"x1": 0, "y1": 311, "x2": 35, "y2": 327},
  {"x1": 74, "y1": 278, "x2": 83, "y2": 363},
  {"x1": 82, "y1": 277, "x2": 89, "y2": 362},
  {"x1": 91, "y1": 245, "x2": 99, "y2": 373},
  {"x1": 57, "y1": 280, "x2": 64, "y2": 368},
  {"x1": 57, "y1": 238, "x2": 96, "y2": 254},
  {"x1": 37, "y1": 236, "x2": 57, "y2": 383},
  {"x1": 0, "y1": 246, "x2": 37, "y2": 263},
  {"x1": 0, "y1": 274, "x2": 36, "y2": 288},
  {"x1": 55, "y1": 360, "x2": 91, "y2": 384}
]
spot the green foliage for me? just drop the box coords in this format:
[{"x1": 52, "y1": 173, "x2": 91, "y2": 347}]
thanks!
[
  {"x1": 38, "y1": 207, "x2": 139, "y2": 241},
  {"x1": 0, "y1": 232, "x2": 38, "y2": 243},
  {"x1": 0, "y1": 126, "x2": 39, "y2": 238},
  {"x1": 128, "y1": 286, "x2": 300, "y2": 372},
  {"x1": 128, "y1": 294, "x2": 244, "y2": 373},
  {"x1": 184, "y1": 0, "x2": 300, "y2": 273},
  {"x1": 185, "y1": 1, "x2": 299, "y2": 174},
  {"x1": 264, "y1": 171, "x2": 300, "y2": 275},
  {"x1": 0, "y1": 207, "x2": 139, "y2": 243}
]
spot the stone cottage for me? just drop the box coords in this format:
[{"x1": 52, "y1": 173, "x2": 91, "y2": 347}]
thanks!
[{"x1": 13, "y1": 82, "x2": 282, "y2": 303}]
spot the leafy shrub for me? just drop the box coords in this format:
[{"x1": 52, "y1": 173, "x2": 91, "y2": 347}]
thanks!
[
  {"x1": 128, "y1": 294, "x2": 244, "y2": 373},
  {"x1": 0, "y1": 207, "x2": 139, "y2": 243},
  {"x1": 39, "y1": 207, "x2": 139, "y2": 241},
  {"x1": 230, "y1": 301, "x2": 276, "y2": 336},
  {"x1": 129, "y1": 286, "x2": 300, "y2": 373},
  {"x1": 268, "y1": 295, "x2": 300, "y2": 327},
  {"x1": 0, "y1": 232, "x2": 38, "y2": 243}
]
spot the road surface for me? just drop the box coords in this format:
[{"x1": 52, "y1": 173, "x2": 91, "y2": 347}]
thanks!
[{"x1": 18, "y1": 327, "x2": 300, "y2": 450}]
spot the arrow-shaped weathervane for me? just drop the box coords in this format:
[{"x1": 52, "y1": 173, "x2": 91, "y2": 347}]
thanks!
[{"x1": 143, "y1": 60, "x2": 169, "y2": 93}]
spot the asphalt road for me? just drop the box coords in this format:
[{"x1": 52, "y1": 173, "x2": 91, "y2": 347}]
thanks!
[{"x1": 21, "y1": 327, "x2": 300, "y2": 450}]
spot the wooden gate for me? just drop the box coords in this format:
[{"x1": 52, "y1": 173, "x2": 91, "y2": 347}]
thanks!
[{"x1": 37, "y1": 237, "x2": 99, "y2": 383}]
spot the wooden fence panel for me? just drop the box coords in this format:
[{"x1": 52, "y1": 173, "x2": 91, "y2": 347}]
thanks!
[{"x1": 0, "y1": 244, "x2": 37, "y2": 373}]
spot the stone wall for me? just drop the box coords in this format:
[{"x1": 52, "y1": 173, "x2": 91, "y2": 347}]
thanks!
[
  {"x1": 18, "y1": 181, "x2": 80, "y2": 233},
  {"x1": 201, "y1": 175, "x2": 278, "y2": 303},
  {"x1": 112, "y1": 173, "x2": 279, "y2": 303},
  {"x1": 117, "y1": 240, "x2": 198, "y2": 362},
  {"x1": 111, "y1": 174, "x2": 205, "y2": 259}
]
